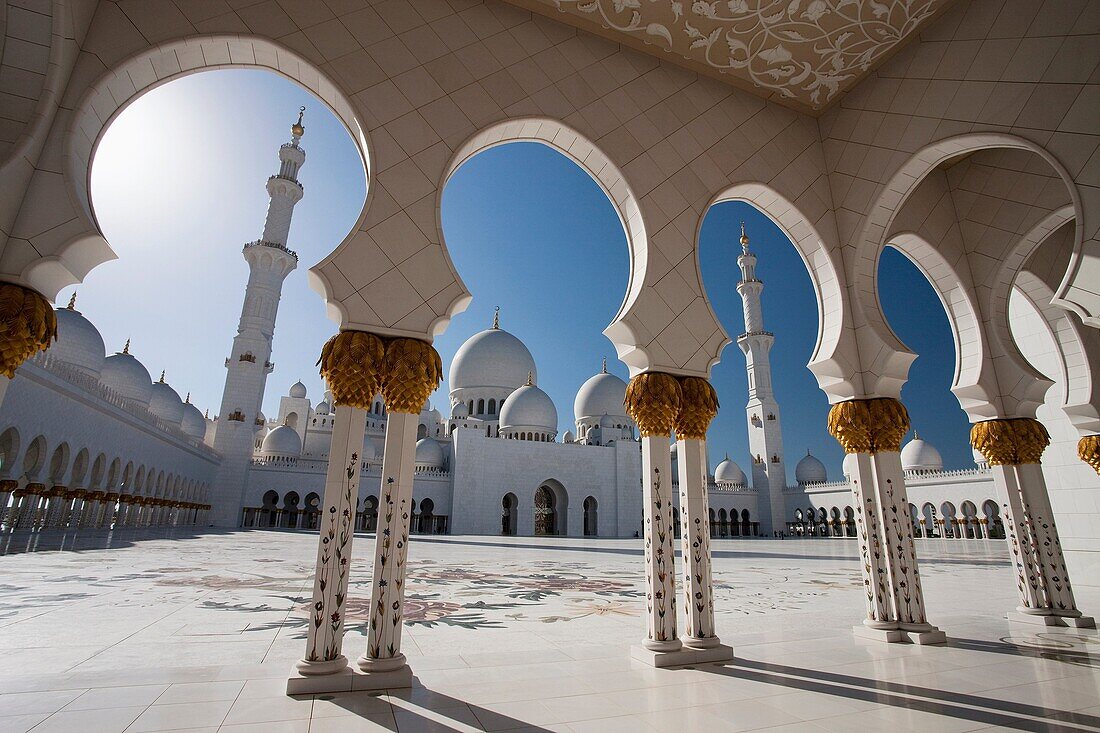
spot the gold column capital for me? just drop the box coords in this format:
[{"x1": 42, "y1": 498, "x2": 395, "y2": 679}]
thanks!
[
  {"x1": 970, "y1": 417, "x2": 1049, "y2": 465},
  {"x1": 674, "y1": 376, "x2": 718, "y2": 440},
  {"x1": 625, "y1": 372, "x2": 682, "y2": 437},
  {"x1": 381, "y1": 337, "x2": 442, "y2": 414},
  {"x1": 0, "y1": 283, "x2": 57, "y2": 378},
  {"x1": 827, "y1": 397, "x2": 909, "y2": 453},
  {"x1": 1078, "y1": 435, "x2": 1100, "y2": 474},
  {"x1": 318, "y1": 330, "x2": 386, "y2": 410}
]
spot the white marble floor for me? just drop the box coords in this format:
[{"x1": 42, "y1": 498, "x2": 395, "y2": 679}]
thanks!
[{"x1": 0, "y1": 528, "x2": 1097, "y2": 732}]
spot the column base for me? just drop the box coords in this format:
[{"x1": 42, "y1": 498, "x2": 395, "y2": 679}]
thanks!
[
  {"x1": 630, "y1": 643, "x2": 734, "y2": 668},
  {"x1": 1008, "y1": 611, "x2": 1096, "y2": 628},
  {"x1": 286, "y1": 664, "x2": 413, "y2": 695},
  {"x1": 901, "y1": 624, "x2": 947, "y2": 645},
  {"x1": 852, "y1": 625, "x2": 906, "y2": 643}
]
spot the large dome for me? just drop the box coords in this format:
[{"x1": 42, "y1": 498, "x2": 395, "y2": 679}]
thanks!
[
  {"x1": 101, "y1": 346, "x2": 153, "y2": 406},
  {"x1": 414, "y1": 438, "x2": 445, "y2": 468},
  {"x1": 574, "y1": 369, "x2": 628, "y2": 422},
  {"x1": 500, "y1": 383, "x2": 557, "y2": 433},
  {"x1": 795, "y1": 452, "x2": 828, "y2": 484},
  {"x1": 260, "y1": 425, "x2": 301, "y2": 457},
  {"x1": 449, "y1": 326, "x2": 536, "y2": 391},
  {"x1": 902, "y1": 437, "x2": 943, "y2": 472},
  {"x1": 50, "y1": 305, "x2": 106, "y2": 377},
  {"x1": 149, "y1": 374, "x2": 185, "y2": 425},
  {"x1": 180, "y1": 399, "x2": 206, "y2": 439},
  {"x1": 714, "y1": 455, "x2": 746, "y2": 485}
]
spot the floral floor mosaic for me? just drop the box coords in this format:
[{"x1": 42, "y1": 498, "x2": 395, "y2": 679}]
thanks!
[{"x1": 0, "y1": 529, "x2": 1097, "y2": 732}]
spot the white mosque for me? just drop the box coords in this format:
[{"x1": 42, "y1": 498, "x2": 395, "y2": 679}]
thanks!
[{"x1": 0, "y1": 113, "x2": 1079, "y2": 543}]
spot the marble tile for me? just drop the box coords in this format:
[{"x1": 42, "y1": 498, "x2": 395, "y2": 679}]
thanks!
[{"x1": 0, "y1": 531, "x2": 1095, "y2": 733}]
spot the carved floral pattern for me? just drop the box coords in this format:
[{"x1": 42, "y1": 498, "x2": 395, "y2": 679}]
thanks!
[{"x1": 548, "y1": 0, "x2": 944, "y2": 108}]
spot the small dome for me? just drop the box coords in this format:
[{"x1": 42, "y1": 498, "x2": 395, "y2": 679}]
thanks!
[
  {"x1": 599, "y1": 413, "x2": 617, "y2": 428},
  {"x1": 451, "y1": 402, "x2": 469, "y2": 418},
  {"x1": 796, "y1": 452, "x2": 828, "y2": 485},
  {"x1": 149, "y1": 374, "x2": 185, "y2": 425},
  {"x1": 181, "y1": 399, "x2": 206, "y2": 439},
  {"x1": 316, "y1": 399, "x2": 331, "y2": 415},
  {"x1": 714, "y1": 455, "x2": 745, "y2": 485},
  {"x1": 499, "y1": 383, "x2": 557, "y2": 434},
  {"x1": 562, "y1": 430, "x2": 575, "y2": 443},
  {"x1": 902, "y1": 436, "x2": 943, "y2": 472},
  {"x1": 260, "y1": 425, "x2": 301, "y2": 457},
  {"x1": 414, "y1": 438, "x2": 445, "y2": 468},
  {"x1": 843, "y1": 452, "x2": 858, "y2": 479},
  {"x1": 50, "y1": 304, "x2": 106, "y2": 377},
  {"x1": 101, "y1": 345, "x2": 153, "y2": 406},
  {"x1": 574, "y1": 368, "x2": 629, "y2": 423},
  {"x1": 289, "y1": 381, "x2": 307, "y2": 398},
  {"x1": 449, "y1": 325, "x2": 536, "y2": 392}
]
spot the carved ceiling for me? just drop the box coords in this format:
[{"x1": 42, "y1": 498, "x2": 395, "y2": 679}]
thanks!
[{"x1": 504, "y1": 0, "x2": 958, "y2": 114}]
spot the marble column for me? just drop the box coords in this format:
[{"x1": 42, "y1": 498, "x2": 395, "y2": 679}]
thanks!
[
  {"x1": 974, "y1": 419, "x2": 1094, "y2": 628},
  {"x1": 79, "y1": 492, "x2": 102, "y2": 527},
  {"x1": 0, "y1": 479, "x2": 17, "y2": 528},
  {"x1": 625, "y1": 373, "x2": 681, "y2": 663},
  {"x1": 828, "y1": 398, "x2": 944, "y2": 644},
  {"x1": 43, "y1": 486, "x2": 67, "y2": 529},
  {"x1": 289, "y1": 330, "x2": 387, "y2": 694},
  {"x1": 673, "y1": 376, "x2": 731, "y2": 662},
  {"x1": 358, "y1": 337, "x2": 441, "y2": 688}
]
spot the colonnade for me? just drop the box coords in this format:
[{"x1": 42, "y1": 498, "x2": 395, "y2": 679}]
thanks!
[{"x1": 1, "y1": 479, "x2": 209, "y2": 531}]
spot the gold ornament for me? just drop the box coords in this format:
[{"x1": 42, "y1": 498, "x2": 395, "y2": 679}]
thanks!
[
  {"x1": 674, "y1": 376, "x2": 719, "y2": 440},
  {"x1": 828, "y1": 397, "x2": 908, "y2": 453},
  {"x1": 970, "y1": 418, "x2": 1050, "y2": 466},
  {"x1": 624, "y1": 372, "x2": 682, "y2": 437},
  {"x1": 867, "y1": 397, "x2": 909, "y2": 453},
  {"x1": 827, "y1": 400, "x2": 872, "y2": 454},
  {"x1": 317, "y1": 331, "x2": 385, "y2": 410},
  {"x1": 1078, "y1": 435, "x2": 1100, "y2": 474},
  {"x1": 381, "y1": 337, "x2": 442, "y2": 414},
  {"x1": 0, "y1": 283, "x2": 57, "y2": 378}
]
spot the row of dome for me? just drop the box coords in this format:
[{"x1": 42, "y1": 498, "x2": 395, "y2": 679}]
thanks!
[{"x1": 50, "y1": 301, "x2": 207, "y2": 440}]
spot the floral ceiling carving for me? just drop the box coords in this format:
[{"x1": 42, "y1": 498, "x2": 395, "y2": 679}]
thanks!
[{"x1": 508, "y1": 0, "x2": 955, "y2": 113}]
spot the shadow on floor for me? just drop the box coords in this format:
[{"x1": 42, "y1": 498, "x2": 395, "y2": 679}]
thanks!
[
  {"x1": 698, "y1": 656, "x2": 1100, "y2": 732},
  {"x1": 300, "y1": 686, "x2": 557, "y2": 732}
]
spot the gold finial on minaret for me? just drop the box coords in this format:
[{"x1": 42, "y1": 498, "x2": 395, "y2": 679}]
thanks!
[
  {"x1": 740, "y1": 221, "x2": 750, "y2": 250},
  {"x1": 526, "y1": 371, "x2": 533, "y2": 386},
  {"x1": 492, "y1": 306, "x2": 500, "y2": 329},
  {"x1": 66, "y1": 292, "x2": 77, "y2": 310},
  {"x1": 204, "y1": 408, "x2": 209, "y2": 419},
  {"x1": 292, "y1": 106, "x2": 305, "y2": 138},
  {"x1": 185, "y1": 392, "x2": 191, "y2": 404},
  {"x1": 601, "y1": 357, "x2": 607, "y2": 374},
  {"x1": 158, "y1": 370, "x2": 166, "y2": 383},
  {"x1": 122, "y1": 338, "x2": 130, "y2": 355}
]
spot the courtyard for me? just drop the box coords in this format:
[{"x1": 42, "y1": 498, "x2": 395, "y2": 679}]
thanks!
[{"x1": 0, "y1": 530, "x2": 1097, "y2": 732}]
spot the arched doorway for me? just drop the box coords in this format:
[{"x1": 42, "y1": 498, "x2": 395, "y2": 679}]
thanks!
[
  {"x1": 583, "y1": 496, "x2": 598, "y2": 537},
  {"x1": 304, "y1": 492, "x2": 321, "y2": 530},
  {"x1": 419, "y1": 498, "x2": 435, "y2": 534},
  {"x1": 361, "y1": 496, "x2": 378, "y2": 533},
  {"x1": 283, "y1": 492, "x2": 300, "y2": 529},
  {"x1": 501, "y1": 493, "x2": 518, "y2": 536},
  {"x1": 534, "y1": 481, "x2": 568, "y2": 536},
  {"x1": 261, "y1": 490, "x2": 278, "y2": 528}
]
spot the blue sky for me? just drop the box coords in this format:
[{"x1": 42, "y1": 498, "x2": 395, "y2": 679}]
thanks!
[{"x1": 65, "y1": 69, "x2": 975, "y2": 479}]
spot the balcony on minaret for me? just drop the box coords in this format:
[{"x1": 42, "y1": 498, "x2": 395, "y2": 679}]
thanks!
[{"x1": 243, "y1": 239, "x2": 299, "y2": 261}]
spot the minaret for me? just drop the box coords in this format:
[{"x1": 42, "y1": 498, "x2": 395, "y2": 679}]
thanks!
[
  {"x1": 735, "y1": 222, "x2": 787, "y2": 535},
  {"x1": 210, "y1": 108, "x2": 305, "y2": 526}
]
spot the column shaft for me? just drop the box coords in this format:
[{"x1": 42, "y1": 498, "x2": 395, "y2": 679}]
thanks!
[
  {"x1": 992, "y1": 465, "x2": 1047, "y2": 613},
  {"x1": 1015, "y1": 463, "x2": 1079, "y2": 616},
  {"x1": 362, "y1": 411, "x2": 418, "y2": 668},
  {"x1": 847, "y1": 452, "x2": 894, "y2": 627},
  {"x1": 640, "y1": 435, "x2": 679, "y2": 650},
  {"x1": 870, "y1": 452, "x2": 930, "y2": 627},
  {"x1": 298, "y1": 405, "x2": 367, "y2": 674},
  {"x1": 676, "y1": 438, "x2": 716, "y2": 646}
]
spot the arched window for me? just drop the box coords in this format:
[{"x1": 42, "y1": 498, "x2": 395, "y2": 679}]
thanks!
[
  {"x1": 468, "y1": 400, "x2": 474, "y2": 415},
  {"x1": 488, "y1": 398, "x2": 496, "y2": 414},
  {"x1": 477, "y1": 399, "x2": 485, "y2": 415}
]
